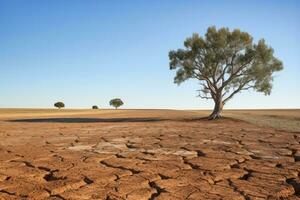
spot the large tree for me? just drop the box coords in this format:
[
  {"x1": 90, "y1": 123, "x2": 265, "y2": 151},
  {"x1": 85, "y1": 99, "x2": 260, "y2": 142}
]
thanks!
[{"x1": 169, "y1": 26, "x2": 283, "y2": 119}]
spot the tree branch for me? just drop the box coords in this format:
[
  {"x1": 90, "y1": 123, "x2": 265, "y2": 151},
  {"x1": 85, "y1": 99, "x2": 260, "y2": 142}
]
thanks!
[
  {"x1": 197, "y1": 91, "x2": 213, "y2": 100},
  {"x1": 216, "y1": 53, "x2": 236, "y2": 84},
  {"x1": 221, "y1": 56, "x2": 254, "y2": 89},
  {"x1": 222, "y1": 81, "x2": 254, "y2": 104}
]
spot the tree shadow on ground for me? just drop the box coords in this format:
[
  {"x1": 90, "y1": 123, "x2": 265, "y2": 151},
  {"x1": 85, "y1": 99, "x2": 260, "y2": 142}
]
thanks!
[
  {"x1": 7, "y1": 117, "x2": 215, "y2": 123},
  {"x1": 8, "y1": 118, "x2": 166, "y2": 123}
]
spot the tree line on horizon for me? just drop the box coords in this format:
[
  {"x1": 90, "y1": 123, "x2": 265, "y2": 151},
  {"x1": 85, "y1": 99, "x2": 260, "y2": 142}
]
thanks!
[
  {"x1": 55, "y1": 26, "x2": 283, "y2": 120},
  {"x1": 54, "y1": 98, "x2": 124, "y2": 110}
]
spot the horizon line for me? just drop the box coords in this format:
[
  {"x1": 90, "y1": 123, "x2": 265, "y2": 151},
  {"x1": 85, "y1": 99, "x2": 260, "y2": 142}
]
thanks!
[{"x1": 0, "y1": 107, "x2": 299, "y2": 110}]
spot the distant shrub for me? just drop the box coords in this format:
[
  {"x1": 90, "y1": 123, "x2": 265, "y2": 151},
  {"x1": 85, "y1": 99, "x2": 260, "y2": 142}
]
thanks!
[
  {"x1": 92, "y1": 105, "x2": 99, "y2": 109},
  {"x1": 54, "y1": 102, "x2": 65, "y2": 109}
]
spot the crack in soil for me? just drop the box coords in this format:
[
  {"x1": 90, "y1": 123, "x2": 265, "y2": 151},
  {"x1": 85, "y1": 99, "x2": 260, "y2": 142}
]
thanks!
[
  {"x1": 239, "y1": 169, "x2": 252, "y2": 180},
  {"x1": 43, "y1": 169, "x2": 66, "y2": 182},
  {"x1": 83, "y1": 176, "x2": 94, "y2": 185},
  {"x1": 100, "y1": 160, "x2": 141, "y2": 174},
  {"x1": 148, "y1": 181, "x2": 166, "y2": 200},
  {"x1": 286, "y1": 178, "x2": 300, "y2": 196},
  {"x1": 183, "y1": 158, "x2": 200, "y2": 170},
  {"x1": 44, "y1": 188, "x2": 66, "y2": 200},
  {"x1": 228, "y1": 179, "x2": 250, "y2": 200},
  {"x1": 0, "y1": 189, "x2": 16, "y2": 196},
  {"x1": 10, "y1": 160, "x2": 35, "y2": 168}
]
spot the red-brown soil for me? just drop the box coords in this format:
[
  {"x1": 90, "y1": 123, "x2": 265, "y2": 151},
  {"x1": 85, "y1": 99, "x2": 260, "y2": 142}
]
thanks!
[{"x1": 0, "y1": 110, "x2": 299, "y2": 200}]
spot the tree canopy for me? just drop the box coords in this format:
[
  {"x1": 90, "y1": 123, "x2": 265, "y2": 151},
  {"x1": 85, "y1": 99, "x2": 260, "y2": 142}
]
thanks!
[
  {"x1": 54, "y1": 102, "x2": 65, "y2": 109},
  {"x1": 169, "y1": 26, "x2": 283, "y2": 119},
  {"x1": 109, "y1": 98, "x2": 124, "y2": 109}
]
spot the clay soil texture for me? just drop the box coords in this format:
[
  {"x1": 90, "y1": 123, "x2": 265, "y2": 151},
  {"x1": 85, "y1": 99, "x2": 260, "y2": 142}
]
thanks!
[{"x1": 0, "y1": 109, "x2": 299, "y2": 200}]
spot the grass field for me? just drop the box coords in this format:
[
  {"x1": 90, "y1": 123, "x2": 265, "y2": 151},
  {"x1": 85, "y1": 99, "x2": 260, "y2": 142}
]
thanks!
[{"x1": 222, "y1": 109, "x2": 300, "y2": 132}]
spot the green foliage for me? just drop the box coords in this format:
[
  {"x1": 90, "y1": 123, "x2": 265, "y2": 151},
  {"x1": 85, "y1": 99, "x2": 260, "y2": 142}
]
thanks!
[
  {"x1": 54, "y1": 102, "x2": 65, "y2": 109},
  {"x1": 169, "y1": 26, "x2": 283, "y2": 106},
  {"x1": 92, "y1": 105, "x2": 99, "y2": 109},
  {"x1": 109, "y1": 98, "x2": 124, "y2": 109}
]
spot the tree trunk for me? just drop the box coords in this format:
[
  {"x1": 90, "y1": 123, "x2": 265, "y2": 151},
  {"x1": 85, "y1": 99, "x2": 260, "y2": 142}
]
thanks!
[{"x1": 209, "y1": 97, "x2": 223, "y2": 120}]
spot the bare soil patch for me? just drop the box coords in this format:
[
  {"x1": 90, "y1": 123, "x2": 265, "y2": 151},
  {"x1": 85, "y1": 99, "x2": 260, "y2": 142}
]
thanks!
[{"x1": 0, "y1": 109, "x2": 299, "y2": 199}]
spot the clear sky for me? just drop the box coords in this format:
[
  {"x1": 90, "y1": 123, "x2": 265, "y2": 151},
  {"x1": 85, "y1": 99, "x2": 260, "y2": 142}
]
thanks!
[{"x1": 0, "y1": 0, "x2": 299, "y2": 109}]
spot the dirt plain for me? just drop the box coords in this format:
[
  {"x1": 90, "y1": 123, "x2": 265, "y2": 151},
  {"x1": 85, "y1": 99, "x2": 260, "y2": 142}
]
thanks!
[{"x1": 0, "y1": 109, "x2": 299, "y2": 200}]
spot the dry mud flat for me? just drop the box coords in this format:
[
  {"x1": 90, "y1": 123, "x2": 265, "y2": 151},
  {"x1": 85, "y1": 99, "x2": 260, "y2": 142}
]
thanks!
[{"x1": 0, "y1": 110, "x2": 300, "y2": 200}]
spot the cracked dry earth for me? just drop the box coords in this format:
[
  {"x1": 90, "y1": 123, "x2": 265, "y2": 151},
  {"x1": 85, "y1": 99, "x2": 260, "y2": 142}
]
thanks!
[{"x1": 0, "y1": 111, "x2": 300, "y2": 200}]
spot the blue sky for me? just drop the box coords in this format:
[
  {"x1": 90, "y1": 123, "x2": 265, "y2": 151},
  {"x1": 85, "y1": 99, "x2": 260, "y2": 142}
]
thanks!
[{"x1": 0, "y1": 0, "x2": 299, "y2": 109}]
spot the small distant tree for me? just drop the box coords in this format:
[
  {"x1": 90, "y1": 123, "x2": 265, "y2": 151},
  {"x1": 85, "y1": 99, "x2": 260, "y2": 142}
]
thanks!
[
  {"x1": 54, "y1": 102, "x2": 65, "y2": 109},
  {"x1": 92, "y1": 105, "x2": 99, "y2": 109},
  {"x1": 169, "y1": 26, "x2": 283, "y2": 120},
  {"x1": 109, "y1": 98, "x2": 124, "y2": 109}
]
